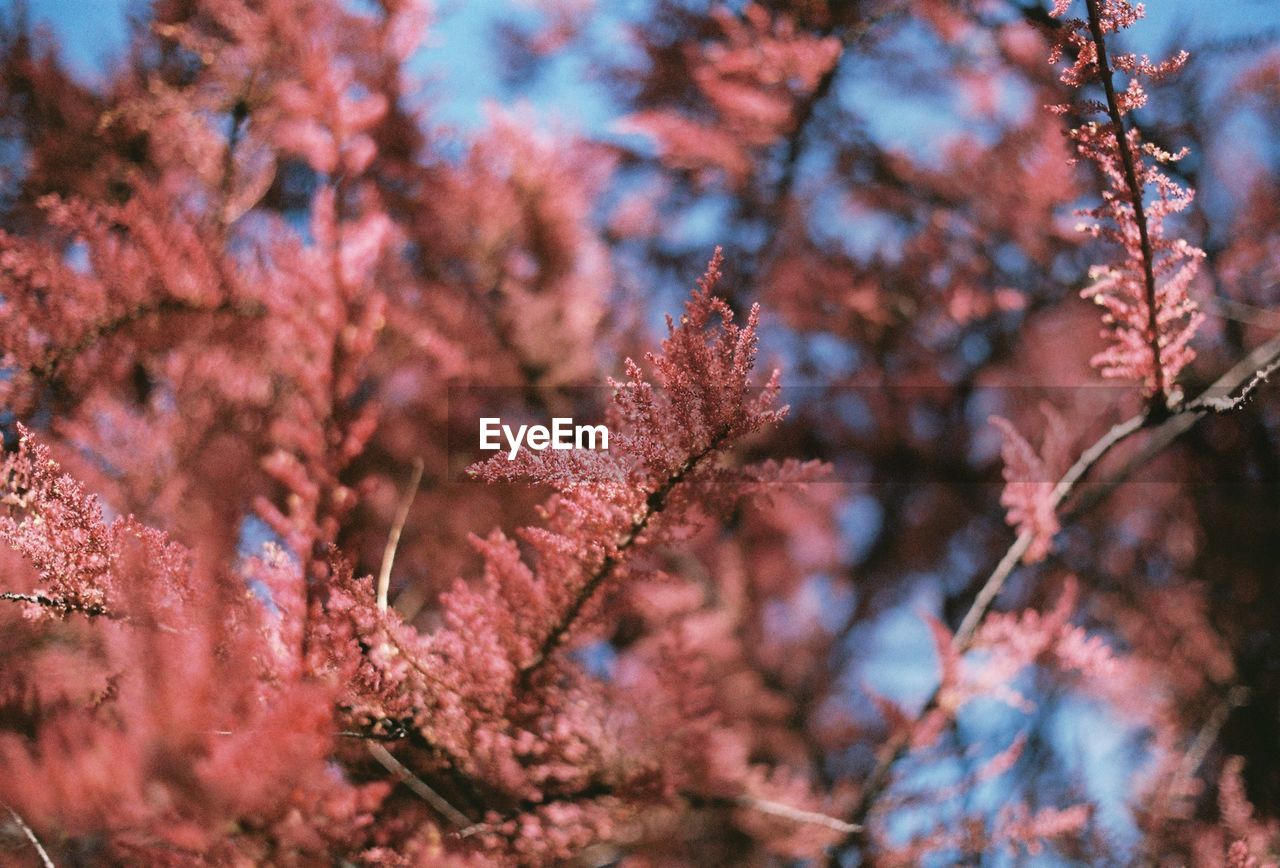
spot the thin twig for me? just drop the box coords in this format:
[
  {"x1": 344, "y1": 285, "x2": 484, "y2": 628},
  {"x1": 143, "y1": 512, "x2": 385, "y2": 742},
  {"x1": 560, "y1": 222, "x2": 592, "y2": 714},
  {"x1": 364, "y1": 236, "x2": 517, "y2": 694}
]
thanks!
[
  {"x1": 736, "y1": 794, "x2": 861, "y2": 835},
  {"x1": 5, "y1": 806, "x2": 54, "y2": 868},
  {"x1": 744, "y1": 3, "x2": 909, "y2": 294},
  {"x1": 338, "y1": 728, "x2": 406, "y2": 741},
  {"x1": 0, "y1": 592, "x2": 112, "y2": 619},
  {"x1": 1181, "y1": 356, "x2": 1280, "y2": 414},
  {"x1": 377, "y1": 457, "x2": 424, "y2": 612},
  {"x1": 0, "y1": 592, "x2": 182, "y2": 634},
  {"x1": 213, "y1": 728, "x2": 405, "y2": 742},
  {"x1": 1170, "y1": 686, "x2": 1250, "y2": 804},
  {"x1": 771, "y1": 3, "x2": 907, "y2": 209},
  {"x1": 366, "y1": 742, "x2": 475, "y2": 832}
]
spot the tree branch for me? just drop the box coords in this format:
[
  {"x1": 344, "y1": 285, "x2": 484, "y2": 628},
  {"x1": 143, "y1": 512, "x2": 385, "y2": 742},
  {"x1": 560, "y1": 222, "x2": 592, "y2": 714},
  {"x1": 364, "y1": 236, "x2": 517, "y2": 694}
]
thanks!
[
  {"x1": 1170, "y1": 685, "x2": 1250, "y2": 805},
  {"x1": 1181, "y1": 356, "x2": 1280, "y2": 414},
  {"x1": 830, "y1": 336, "x2": 1280, "y2": 860},
  {"x1": 735, "y1": 794, "x2": 861, "y2": 836},
  {"x1": 1068, "y1": 330, "x2": 1280, "y2": 520},
  {"x1": 0, "y1": 592, "x2": 185, "y2": 634},
  {"x1": 24, "y1": 298, "x2": 266, "y2": 385},
  {"x1": 0, "y1": 591, "x2": 111, "y2": 619},
  {"x1": 772, "y1": 5, "x2": 899, "y2": 208},
  {"x1": 955, "y1": 412, "x2": 1145, "y2": 646},
  {"x1": 5, "y1": 806, "x2": 54, "y2": 868},
  {"x1": 747, "y1": 2, "x2": 910, "y2": 291}
]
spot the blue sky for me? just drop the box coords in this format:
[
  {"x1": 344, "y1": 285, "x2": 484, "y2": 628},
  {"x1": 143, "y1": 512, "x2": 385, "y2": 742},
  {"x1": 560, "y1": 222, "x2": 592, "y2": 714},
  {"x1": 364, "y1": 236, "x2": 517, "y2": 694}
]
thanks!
[
  {"x1": 19, "y1": 0, "x2": 131, "y2": 79},
  {"x1": 19, "y1": 0, "x2": 1279, "y2": 133}
]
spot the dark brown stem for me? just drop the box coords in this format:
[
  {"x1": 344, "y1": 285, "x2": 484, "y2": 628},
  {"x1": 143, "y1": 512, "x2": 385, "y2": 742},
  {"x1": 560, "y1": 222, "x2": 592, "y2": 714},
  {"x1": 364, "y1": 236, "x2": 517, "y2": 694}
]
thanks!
[
  {"x1": 746, "y1": 4, "x2": 909, "y2": 294},
  {"x1": 0, "y1": 591, "x2": 112, "y2": 619},
  {"x1": 0, "y1": 591, "x2": 186, "y2": 635},
  {"x1": 1083, "y1": 0, "x2": 1166, "y2": 403}
]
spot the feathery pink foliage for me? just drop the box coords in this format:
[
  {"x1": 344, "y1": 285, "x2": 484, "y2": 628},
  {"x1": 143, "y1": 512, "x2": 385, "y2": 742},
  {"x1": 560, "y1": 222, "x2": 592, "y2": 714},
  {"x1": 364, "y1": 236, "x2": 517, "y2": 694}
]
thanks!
[
  {"x1": 991, "y1": 405, "x2": 1072, "y2": 563},
  {"x1": 0, "y1": 429, "x2": 387, "y2": 863},
  {"x1": 617, "y1": 4, "x2": 839, "y2": 189},
  {"x1": 0, "y1": 0, "x2": 1276, "y2": 863},
  {"x1": 302, "y1": 252, "x2": 825, "y2": 860},
  {"x1": 1051, "y1": 0, "x2": 1205, "y2": 394},
  {"x1": 930, "y1": 577, "x2": 1116, "y2": 719}
]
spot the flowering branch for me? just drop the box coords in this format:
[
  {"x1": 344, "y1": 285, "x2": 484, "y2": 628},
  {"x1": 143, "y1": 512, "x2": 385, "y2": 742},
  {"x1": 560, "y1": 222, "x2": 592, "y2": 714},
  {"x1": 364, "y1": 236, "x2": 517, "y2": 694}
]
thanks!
[
  {"x1": 1082, "y1": 0, "x2": 1166, "y2": 404},
  {"x1": 832, "y1": 424, "x2": 1139, "y2": 854},
  {"x1": 515, "y1": 428, "x2": 729, "y2": 687},
  {"x1": 1051, "y1": 0, "x2": 1204, "y2": 398}
]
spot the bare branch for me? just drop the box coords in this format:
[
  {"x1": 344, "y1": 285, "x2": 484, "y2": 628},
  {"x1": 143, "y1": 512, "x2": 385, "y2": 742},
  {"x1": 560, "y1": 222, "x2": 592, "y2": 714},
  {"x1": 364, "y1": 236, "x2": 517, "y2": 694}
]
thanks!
[
  {"x1": 955, "y1": 413, "x2": 1145, "y2": 646},
  {"x1": 1181, "y1": 356, "x2": 1280, "y2": 414},
  {"x1": 0, "y1": 591, "x2": 112, "y2": 619},
  {"x1": 1171, "y1": 686, "x2": 1250, "y2": 804},
  {"x1": 1071, "y1": 330, "x2": 1280, "y2": 518},
  {"x1": 376, "y1": 457, "x2": 425, "y2": 612},
  {"x1": 5, "y1": 806, "x2": 54, "y2": 868},
  {"x1": 736, "y1": 794, "x2": 861, "y2": 836},
  {"x1": 366, "y1": 742, "x2": 475, "y2": 832}
]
